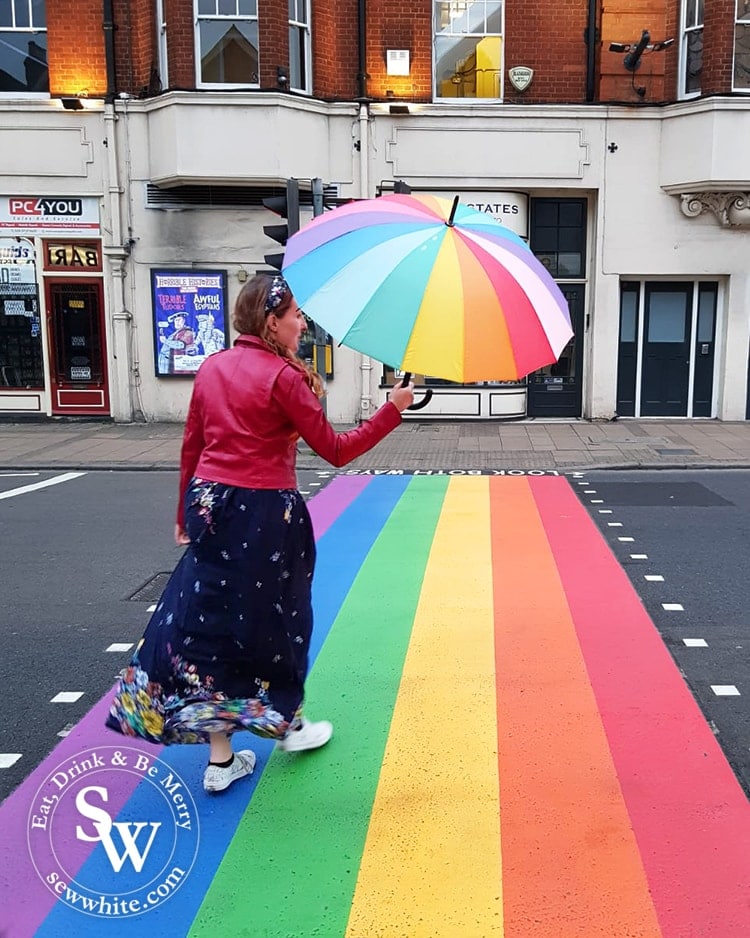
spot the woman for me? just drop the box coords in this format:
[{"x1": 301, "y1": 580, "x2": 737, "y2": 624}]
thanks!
[{"x1": 106, "y1": 273, "x2": 414, "y2": 792}]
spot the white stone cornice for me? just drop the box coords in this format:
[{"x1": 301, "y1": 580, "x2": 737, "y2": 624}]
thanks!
[{"x1": 680, "y1": 191, "x2": 750, "y2": 227}]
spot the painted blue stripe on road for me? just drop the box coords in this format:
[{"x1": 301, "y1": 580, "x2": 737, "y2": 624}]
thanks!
[{"x1": 36, "y1": 476, "x2": 411, "y2": 937}]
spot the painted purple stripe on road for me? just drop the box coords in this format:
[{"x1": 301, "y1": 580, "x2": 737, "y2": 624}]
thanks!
[
  {"x1": 0, "y1": 691, "x2": 157, "y2": 938},
  {"x1": 0, "y1": 475, "x2": 365, "y2": 938},
  {"x1": 308, "y1": 474, "x2": 372, "y2": 539}
]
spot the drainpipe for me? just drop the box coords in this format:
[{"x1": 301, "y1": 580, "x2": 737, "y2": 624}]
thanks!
[
  {"x1": 357, "y1": 0, "x2": 368, "y2": 100},
  {"x1": 585, "y1": 0, "x2": 597, "y2": 102},
  {"x1": 356, "y1": 0, "x2": 374, "y2": 420},
  {"x1": 103, "y1": 0, "x2": 117, "y2": 101},
  {"x1": 102, "y1": 2, "x2": 137, "y2": 420}
]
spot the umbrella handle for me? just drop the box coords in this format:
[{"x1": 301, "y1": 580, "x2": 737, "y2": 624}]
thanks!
[{"x1": 401, "y1": 372, "x2": 433, "y2": 411}]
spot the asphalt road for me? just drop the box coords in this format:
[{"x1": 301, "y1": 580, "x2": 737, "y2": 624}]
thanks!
[
  {"x1": 0, "y1": 468, "x2": 333, "y2": 803},
  {"x1": 570, "y1": 468, "x2": 750, "y2": 796},
  {"x1": 1, "y1": 468, "x2": 749, "y2": 804}
]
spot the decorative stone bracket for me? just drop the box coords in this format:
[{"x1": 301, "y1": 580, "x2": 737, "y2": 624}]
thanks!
[{"x1": 680, "y1": 192, "x2": 750, "y2": 227}]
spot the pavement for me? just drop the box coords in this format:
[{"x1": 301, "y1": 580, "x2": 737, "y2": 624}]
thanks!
[{"x1": 2, "y1": 417, "x2": 750, "y2": 473}]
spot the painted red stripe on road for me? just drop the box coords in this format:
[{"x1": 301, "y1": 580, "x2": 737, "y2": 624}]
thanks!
[{"x1": 532, "y1": 476, "x2": 750, "y2": 935}]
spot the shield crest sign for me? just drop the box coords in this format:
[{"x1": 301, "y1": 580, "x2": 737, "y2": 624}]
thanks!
[{"x1": 508, "y1": 67, "x2": 534, "y2": 92}]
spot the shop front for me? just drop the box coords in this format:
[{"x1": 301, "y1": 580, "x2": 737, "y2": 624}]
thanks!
[{"x1": 0, "y1": 197, "x2": 110, "y2": 418}]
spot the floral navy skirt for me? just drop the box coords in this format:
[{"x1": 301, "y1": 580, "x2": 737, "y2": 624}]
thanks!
[{"x1": 106, "y1": 479, "x2": 316, "y2": 745}]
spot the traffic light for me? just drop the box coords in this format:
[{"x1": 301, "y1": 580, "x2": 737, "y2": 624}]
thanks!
[{"x1": 262, "y1": 178, "x2": 300, "y2": 270}]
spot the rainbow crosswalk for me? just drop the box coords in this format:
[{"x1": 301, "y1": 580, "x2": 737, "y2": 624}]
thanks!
[{"x1": 2, "y1": 475, "x2": 750, "y2": 938}]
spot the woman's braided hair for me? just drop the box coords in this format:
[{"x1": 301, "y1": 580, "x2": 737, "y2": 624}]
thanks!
[{"x1": 232, "y1": 272, "x2": 324, "y2": 397}]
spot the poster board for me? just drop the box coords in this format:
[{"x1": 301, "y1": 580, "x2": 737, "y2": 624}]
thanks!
[{"x1": 151, "y1": 269, "x2": 229, "y2": 377}]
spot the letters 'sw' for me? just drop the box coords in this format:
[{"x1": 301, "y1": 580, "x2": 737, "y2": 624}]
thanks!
[{"x1": 75, "y1": 786, "x2": 161, "y2": 873}]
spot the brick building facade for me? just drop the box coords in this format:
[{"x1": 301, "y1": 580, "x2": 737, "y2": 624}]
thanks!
[{"x1": 1, "y1": 1, "x2": 749, "y2": 422}]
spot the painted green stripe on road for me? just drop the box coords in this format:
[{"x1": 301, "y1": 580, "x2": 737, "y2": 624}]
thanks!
[{"x1": 189, "y1": 476, "x2": 448, "y2": 938}]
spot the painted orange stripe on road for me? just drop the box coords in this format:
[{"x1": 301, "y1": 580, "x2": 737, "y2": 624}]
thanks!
[{"x1": 490, "y1": 477, "x2": 662, "y2": 937}]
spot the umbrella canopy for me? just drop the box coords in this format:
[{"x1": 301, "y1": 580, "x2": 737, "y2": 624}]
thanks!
[{"x1": 282, "y1": 193, "x2": 573, "y2": 383}]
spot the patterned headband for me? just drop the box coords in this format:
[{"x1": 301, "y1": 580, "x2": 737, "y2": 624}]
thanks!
[{"x1": 264, "y1": 275, "x2": 290, "y2": 315}]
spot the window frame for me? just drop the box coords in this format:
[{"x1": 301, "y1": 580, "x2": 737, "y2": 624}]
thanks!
[
  {"x1": 0, "y1": 0, "x2": 49, "y2": 98},
  {"x1": 194, "y1": 0, "x2": 260, "y2": 90},
  {"x1": 678, "y1": 0, "x2": 703, "y2": 99},
  {"x1": 733, "y1": 0, "x2": 750, "y2": 92},
  {"x1": 156, "y1": 0, "x2": 169, "y2": 91},
  {"x1": 288, "y1": 0, "x2": 312, "y2": 94},
  {"x1": 432, "y1": 0, "x2": 504, "y2": 103}
]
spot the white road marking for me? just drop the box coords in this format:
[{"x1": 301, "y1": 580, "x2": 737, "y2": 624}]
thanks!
[
  {"x1": 683, "y1": 639, "x2": 708, "y2": 647},
  {"x1": 0, "y1": 472, "x2": 85, "y2": 501},
  {"x1": 57, "y1": 724, "x2": 75, "y2": 738},
  {"x1": 599, "y1": 510, "x2": 613, "y2": 514},
  {"x1": 106, "y1": 643, "x2": 134, "y2": 653},
  {"x1": 147, "y1": 604, "x2": 157, "y2": 612},
  {"x1": 0, "y1": 754, "x2": 22, "y2": 768},
  {"x1": 50, "y1": 691, "x2": 84, "y2": 703},
  {"x1": 662, "y1": 603, "x2": 684, "y2": 611},
  {"x1": 631, "y1": 553, "x2": 648, "y2": 559},
  {"x1": 712, "y1": 685, "x2": 740, "y2": 696},
  {"x1": 645, "y1": 575, "x2": 665, "y2": 582},
  {"x1": 618, "y1": 536, "x2": 635, "y2": 542},
  {"x1": 607, "y1": 522, "x2": 623, "y2": 527},
  {"x1": 0, "y1": 472, "x2": 39, "y2": 477}
]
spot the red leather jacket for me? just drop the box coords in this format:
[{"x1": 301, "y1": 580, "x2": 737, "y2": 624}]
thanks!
[{"x1": 177, "y1": 335, "x2": 401, "y2": 525}]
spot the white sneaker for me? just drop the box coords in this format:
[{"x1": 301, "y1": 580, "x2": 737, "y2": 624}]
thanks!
[
  {"x1": 203, "y1": 750, "x2": 256, "y2": 792},
  {"x1": 277, "y1": 719, "x2": 333, "y2": 753}
]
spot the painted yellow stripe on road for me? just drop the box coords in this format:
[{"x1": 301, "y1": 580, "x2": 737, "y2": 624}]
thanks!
[{"x1": 345, "y1": 476, "x2": 502, "y2": 938}]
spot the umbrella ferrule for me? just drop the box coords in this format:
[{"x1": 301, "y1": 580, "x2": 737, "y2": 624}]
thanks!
[{"x1": 446, "y1": 196, "x2": 460, "y2": 227}]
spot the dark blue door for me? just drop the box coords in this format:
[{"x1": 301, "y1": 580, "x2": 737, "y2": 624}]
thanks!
[{"x1": 640, "y1": 284, "x2": 691, "y2": 417}]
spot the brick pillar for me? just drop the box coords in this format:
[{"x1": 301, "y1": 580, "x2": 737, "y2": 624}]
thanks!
[
  {"x1": 47, "y1": 0, "x2": 107, "y2": 97},
  {"x1": 113, "y1": 0, "x2": 159, "y2": 96},
  {"x1": 366, "y1": 0, "x2": 432, "y2": 102},
  {"x1": 313, "y1": 0, "x2": 359, "y2": 100},
  {"x1": 164, "y1": 0, "x2": 195, "y2": 89},
  {"x1": 258, "y1": 0, "x2": 288, "y2": 89},
  {"x1": 703, "y1": 0, "x2": 737, "y2": 94}
]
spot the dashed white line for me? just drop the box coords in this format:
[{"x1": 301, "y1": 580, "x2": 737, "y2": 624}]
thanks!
[
  {"x1": 591, "y1": 499, "x2": 604, "y2": 504},
  {"x1": 618, "y1": 536, "x2": 635, "y2": 542},
  {"x1": 607, "y1": 522, "x2": 623, "y2": 527},
  {"x1": 662, "y1": 603, "x2": 684, "y2": 611},
  {"x1": 630, "y1": 553, "x2": 648, "y2": 559},
  {"x1": 645, "y1": 575, "x2": 665, "y2": 582},
  {"x1": 712, "y1": 685, "x2": 740, "y2": 696},
  {"x1": 683, "y1": 638, "x2": 708, "y2": 647},
  {"x1": 147, "y1": 604, "x2": 157, "y2": 612},
  {"x1": 598, "y1": 509, "x2": 613, "y2": 514},
  {"x1": 106, "y1": 643, "x2": 134, "y2": 653},
  {"x1": 0, "y1": 754, "x2": 22, "y2": 768},
  {"x1": 50, "y1": 692, "x2": 84, "y2": 703}
]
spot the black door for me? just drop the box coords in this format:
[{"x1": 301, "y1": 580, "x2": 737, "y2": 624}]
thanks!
[
  {"x1": 693, "y1": 284, "x2": 717, "y2": 418},
  {"x1": 640, "y1": 284, "x2": 691, "y2": 417},
  {"x1": 526, "y1": 283, "x2": 584, "y2": 417},
  {"x1": 615, "y1": 282, "x2": 639, "y2": 417}
]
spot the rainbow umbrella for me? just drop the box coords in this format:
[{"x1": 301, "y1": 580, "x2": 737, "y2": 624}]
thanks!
[{"x1": 282, "y1": 192, "x2": 573, "y2": 385}]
